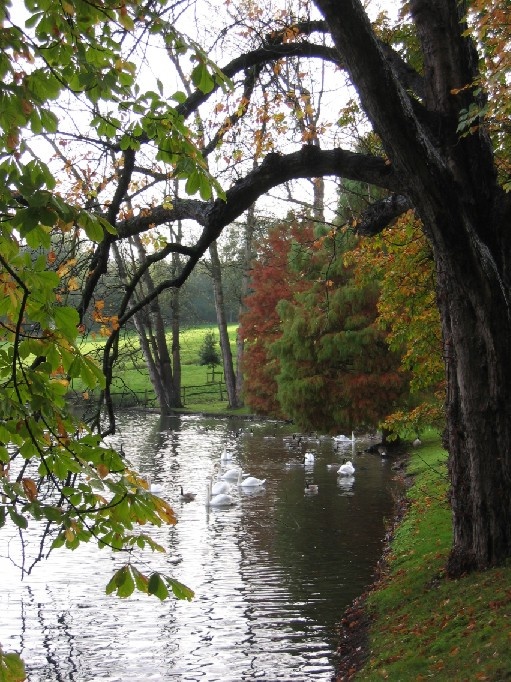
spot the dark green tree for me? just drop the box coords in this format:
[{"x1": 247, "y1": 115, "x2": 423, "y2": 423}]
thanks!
[
  {"x1": 198, "y1": 332, "x2": 221, "y2": 378},
  {"x1": 273, "y1": 229, "x2": 407, "y2": 434}
]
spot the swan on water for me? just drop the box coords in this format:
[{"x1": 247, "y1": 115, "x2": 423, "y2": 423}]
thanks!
[
  {"x1": 303, "y1": 452, "x2": 315, "y2": 465},
  {"x1": 210, "y1": 478, "x2": 231, "y2": 495},
  {"x1": 205, "y1": 481, "x2": 235, "y2": 507},
  {"x1": 179, "y1": 486, "x2": 196, "y2": 502},
  {"x1": 337, "y1": 475, "x2": 355, "y2": 490},
  {"x1": 144, "y1": 475, "x2": 164, "y2": 494},
  {"x1": 220, "y1": 467, "x2": 243, "y2": 481},
  {"x1": 337, "y1": 460, "x2": 355, "y2": 476},
  {"x1": 237, "y1": 470, "x2": 266, "y2": 488},
  {"x1": 220, "y1": 447, "x2": 232, "y2": 462},
  {"x1": 333, "y1": 432, "x2": 355, "y2": 443}
]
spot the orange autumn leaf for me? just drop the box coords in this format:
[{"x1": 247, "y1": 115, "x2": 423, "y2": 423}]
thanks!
[{"x1": 22, "y1": 477, "x2": 38, "y2": 501}]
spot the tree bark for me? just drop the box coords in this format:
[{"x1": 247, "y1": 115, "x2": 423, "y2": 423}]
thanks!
[
  {"x1": 209, "y1": 240, "x2": 241, "y2": 409},
  {"x1": 235, "y1": 202, "x2": 258, "y2": 406},
  {"x1": 313, "y1": 0, "x2": 511, "y2": 573},
  {"x1": 131, "y1": 236, "x2": 182, "y2": 411}
]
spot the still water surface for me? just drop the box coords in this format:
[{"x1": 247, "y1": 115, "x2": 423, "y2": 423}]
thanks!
[{"x1": 0, "y1": 412, "x2": 401, "y2": 681}]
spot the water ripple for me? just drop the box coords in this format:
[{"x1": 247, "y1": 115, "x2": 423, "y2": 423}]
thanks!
[{"x1": 0, "y1": 413, "x2": 401, "y2": 680}]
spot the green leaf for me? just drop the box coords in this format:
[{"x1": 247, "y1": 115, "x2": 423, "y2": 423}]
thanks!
[
  {"x1": 97, "y1": 216, "x2": 116, "y2": 235},
  {"x1": 0, "y1": 650, "x2": 26, "y2": 682},
  {"x1": 42, "y1": 505, "x2": 64, "y2": 522},
  {"x1": 171, "y1": 90, "x2": 187, "y2": 104},
  {"x1": 40, "y1": 108, "x2": 59, "y2": 133},
  {"x1": 131, "y1": 565, "x2": 149, "y2": 594},
  {"x1": 105, "y1": 565, "x2": 135, "y2": 598},
  {"x1": 77, "y1": 210, "x2": 105, "y2": 242},
  {"x1": 166, "y1": 577, "x2": 194, "y2": 601},
  {"x1": 198, "y1": 172, "x2": 213, "y2": 200},
  {"x1": 51, "y1": 533, "x2": 66, "y2": 549},
  {"x1": 53, "y1": 306, "x2": 79, "y2": 340},
  {"x1": 79, "y1": 355, "x2": 105, "y2": 389},
  {"x1": 118, "y1": 11, "x2": 135, "y2": 31},
  {"x1": 191, "y1": 62, "x2": 214, "y2": 94},
  {"x1": 148, "y1": 572, "x2": 169, "y2": 600},
  {"x1": 185, "y1": 171, "x2": 201, "y2": 196},
  {"x1": 9, "y1": 508, "x2": 28, "y2": 529}
]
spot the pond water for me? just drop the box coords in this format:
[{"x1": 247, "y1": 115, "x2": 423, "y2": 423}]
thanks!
[{"x1": 0, "y1": 412, "x2": 401, "y2": 681}]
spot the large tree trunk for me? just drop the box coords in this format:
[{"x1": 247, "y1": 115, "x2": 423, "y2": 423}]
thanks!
[
  {"x1": 429, "y1": 205, "x2": 511, "y2": 575},
  {"x1": 314, "y1": 0, "x2": 511, "y2": 573}
]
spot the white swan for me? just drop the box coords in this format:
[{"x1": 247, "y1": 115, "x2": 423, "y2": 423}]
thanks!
[
  {"x1": 237, "y1": 470, "x2": 266, "y2": 488},
  {"x1": 179, "y1": 486, "x2": 196, "y2": 502},
  {"x1": 220, "y1": 467, "x2": 243, "y2": 481},
  {"x1": 205, "y1": 481, "x2": 235, "y2": 507},
  {"x1": 303, "y1": 452, "x2": 315, "y2": 465},
  {"x1": 333, "y1": 432, "x2": 355, "y2": 443},
  {"x1": 220, "y1": 447, "x2": 232, "y2": 462},
  {"x1": 144, "y1": 475, "x2": 164, "y2": 494},
  {"x1": 337, "y1": 460, "x2": 355, "y2": 476},
  {"x1": 211, "y1": 478, "x2": 231, "y2": 495},
  {"x1": 337, "y1": 475, "x2": 355, "y2": 490}
]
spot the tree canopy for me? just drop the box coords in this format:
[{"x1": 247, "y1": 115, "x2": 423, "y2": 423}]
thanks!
[{"x1": 2, "y1": 7, "x2": 511, "y2": 678}]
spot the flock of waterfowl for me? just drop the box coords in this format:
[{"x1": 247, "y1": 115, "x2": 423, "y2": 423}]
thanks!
[
  {"x1": 200, "y1": 447, "x2": 267, "y2": 507},
  {"x1": 150, "y1": 428, "x2": 402, "y2": 507},
  {"x1": 298, "y1": 432, "x2": 357, "y2": 495}
]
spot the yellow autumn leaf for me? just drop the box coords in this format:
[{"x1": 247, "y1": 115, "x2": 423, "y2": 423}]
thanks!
[
  {"x1": 62, "y1": 1, "x2": 75, "y2": 15},
  {"x1": 153, "y1": 497, "x2": 177, "y2": 525}
]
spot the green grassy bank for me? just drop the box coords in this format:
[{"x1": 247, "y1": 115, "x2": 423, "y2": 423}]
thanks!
[{"x1": 353, "y1": 435, "x2": 511, "y2": 681}]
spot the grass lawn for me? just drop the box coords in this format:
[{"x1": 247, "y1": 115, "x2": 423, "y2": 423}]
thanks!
[
  {"x1": 71, "y1": 324, "x2": 243, "y2": 411},
  {"x1": 354, "y1": 433, "x2": 511, "y2": 681}
]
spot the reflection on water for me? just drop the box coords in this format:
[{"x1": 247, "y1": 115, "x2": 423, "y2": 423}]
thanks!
[{"x1": 0, "y1": 412, "x2": 401, "y2": 681}]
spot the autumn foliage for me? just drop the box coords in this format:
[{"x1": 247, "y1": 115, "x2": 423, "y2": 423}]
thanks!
[
  {"x1": 239, "y1": 219, "x2": 314, "y2": 416},
  {"x1": 241, "y1": 220, "x2": 409, "y2": 433},
  {"x1": 272, "y1": 228, "x2": 407, "y2": 433},
  {"x1": 346, "y1": 211, "x2": 445, "y2": 435}
]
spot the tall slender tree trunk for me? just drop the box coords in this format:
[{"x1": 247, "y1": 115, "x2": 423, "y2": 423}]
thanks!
[
  {"x1": 235, "y1": 203, "x2": 258, "y2": 404},
  {"x1": 169, "y1": 209, "x2": 183, "y2": 403},
  {"x1": 132, "y1": 309, "x2": 169, "y2": 407},
  {"x1": 120, "y1": 236, "x2": 180, "y2": 411},
  {"x1": 209, "y1": 240, "x2": 241, "y2": 409}
]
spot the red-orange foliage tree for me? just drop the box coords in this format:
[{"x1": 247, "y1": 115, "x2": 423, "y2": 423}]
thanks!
[{"x1": 239, "y1": 219, "x2": 314, "y2": 416}]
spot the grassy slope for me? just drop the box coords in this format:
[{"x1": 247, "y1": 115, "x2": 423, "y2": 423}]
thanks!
[
  {"x1": 73, "y1": 324, "x2": 248, "y2": 412},
  {"x1": 357, "y1": 434, "x2": 511, "y2": 681}
]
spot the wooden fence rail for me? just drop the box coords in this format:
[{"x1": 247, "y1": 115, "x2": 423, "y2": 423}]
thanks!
[
  {"x1": 180, "y1": 381, "x2": 226, "y2": 405},
  {"x1": 71, "y1": 382, "x2": 227, "y2": 408}
]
